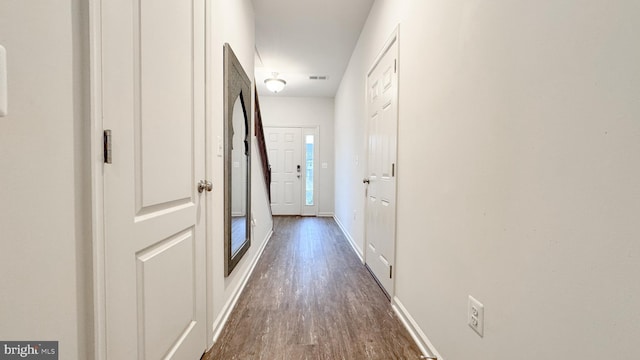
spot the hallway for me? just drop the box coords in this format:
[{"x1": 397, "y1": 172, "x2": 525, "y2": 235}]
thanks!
[{"x1": 204, "y1": 217, "x2": 422, "y2": 360}]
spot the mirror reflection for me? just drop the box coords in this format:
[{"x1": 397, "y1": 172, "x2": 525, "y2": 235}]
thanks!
[
  {"x1": 224, "y1": 43, "x2": 251, "y2": 276},
  {"x1": 231, "y1": 96, "x2": 248, "y2": 256}
]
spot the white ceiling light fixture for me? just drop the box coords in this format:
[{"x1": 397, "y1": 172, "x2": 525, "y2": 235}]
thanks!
[{"x1": 264, "y1": 73, "x2": 287, "y2": 93}]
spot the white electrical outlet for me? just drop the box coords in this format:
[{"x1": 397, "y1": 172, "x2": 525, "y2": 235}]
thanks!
[{"x1": 468, "y1": 295, "x2": 484, "y2": 337}]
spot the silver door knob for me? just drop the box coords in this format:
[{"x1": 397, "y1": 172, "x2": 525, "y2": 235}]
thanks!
[
  {"x1": 198, "y1": 180, "x2": 213, "y2": 193},
  {"x1": 363, "y1": 178, "x2": 370, "y2": 184}
]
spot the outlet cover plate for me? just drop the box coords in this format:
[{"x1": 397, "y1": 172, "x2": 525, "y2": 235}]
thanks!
[{"x1": 468, "y1": 295, "x2": 484, "y2": 337}]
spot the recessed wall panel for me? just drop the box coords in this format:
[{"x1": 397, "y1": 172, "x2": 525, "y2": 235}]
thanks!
[
  {"x1": 270, "y1": 182, "x2": 278, "y2": 205},
  {"x1": 370, "y1": 80, "x2": 379, "y2": 103},
  {"x1": 269, "y1": 149, "x2": 278, "y2": 172},
  {"x1": 138, "y1": 0, "x2": 194, "y2": 209},
  {"x1": 383, "y1": 66, "x2": 393, "y2": 91},
  {"x1": 381, "y1": 102, "x2": 393, "y2": 178},
  {"x1": 136, "y1": 229, "x2": 195, "y2": 360},
  {"x1": 285, "y1": 133, "x2": 294, "y2": 142},
  {"x1": 284, "y1": 150, "x2": 295, "y2": 173},
  {"x1": 284, "y1": 181, "x2": 294, "y2": 204}
]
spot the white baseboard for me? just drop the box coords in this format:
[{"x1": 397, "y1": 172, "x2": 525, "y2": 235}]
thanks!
[
  {"x1": 392, "y1": 296, "x2": 444, "y2": 360},
  {"x1": 317, "y1": 212, "x2": 334, "y2": 217},
  {"x1": 333, "y1": 215, "x2": 364, "y2": 263},
  {"x1": 211, "y1": 228, "x2": 274, "y2": 343}
]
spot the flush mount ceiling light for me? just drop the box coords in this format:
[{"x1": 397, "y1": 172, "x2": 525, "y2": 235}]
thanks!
[{"x1": 264, "y1": 74, "x2": 286, "y2": 93}]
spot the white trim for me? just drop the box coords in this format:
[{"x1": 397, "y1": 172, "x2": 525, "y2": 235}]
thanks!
[
  {"x1": 333, "y1": 216, "x2": 364, "y2": 263},
  {"x1": 204, "y1": 0, "x2": 213, "y2": 346},
  {"x1": 317, "y1": 212, "x2": 334, "y2": 217},
  {"x1": 89, "y1": 0, "x2": 106, "y2": 358},
  {"x1": 211, "y1": 228, "x2": 274, "y2": 343},
  {"x1": 392, "y1": 296, "x2": 443, "y2": 360}
]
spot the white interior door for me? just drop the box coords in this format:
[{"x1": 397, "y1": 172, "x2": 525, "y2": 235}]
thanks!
[
  {"x1": 364, "y1": 36, "x2": 399, "y2": 297},
  {"x1": 266, "y1": 127, "x2": 302, "y2": 215},
  {"x1": 102, "y1": 0, "x2": 206, "y2": 358}
]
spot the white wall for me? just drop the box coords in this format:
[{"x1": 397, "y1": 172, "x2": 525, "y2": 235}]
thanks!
[
  {"x1": 335, "y1": 0, "x2": 640, "y2": 359},
  {"x1": 0, "y1": 0, "x2": 92, "y2": 359},
  {"x1": 207, "y1": 0, "x2": 273, "y2": 346},
  {"x1": 259, "y1": 96, "x2": 335, "y2": 216}
]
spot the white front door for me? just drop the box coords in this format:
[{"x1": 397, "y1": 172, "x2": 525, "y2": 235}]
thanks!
[
  {"x1": 266, "y1": 127, "x2": 302, "y2": 215},
  {"x1": 102, "y1": 0, "x2": 207, "y2": 358},
  {"x1": 364, "y1": 35, "x2": 399, "y2": 297}
]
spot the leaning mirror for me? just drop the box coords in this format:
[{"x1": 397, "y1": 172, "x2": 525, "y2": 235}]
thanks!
[{"x1": 224, "y1": 43, "x2": 252, "y2": 276}]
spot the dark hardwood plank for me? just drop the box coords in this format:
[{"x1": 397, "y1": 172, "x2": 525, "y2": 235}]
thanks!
[{"x1": 203, "y1": 216, "x2": 423, "y2": 360}]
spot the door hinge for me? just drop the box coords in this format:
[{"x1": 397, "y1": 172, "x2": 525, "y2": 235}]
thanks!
[
  {"x1": 394, "y1": 59, "x2": 397, "y2": 73},
  {"x1": 103, "y1": 129, "x2": 112, "y2": 164},
  {"x1": 390, "y1": 265, "x2": 393, "y2": 279},
  {"x1": 392, "y1": 163, "x2": 395, "y2": 177}
]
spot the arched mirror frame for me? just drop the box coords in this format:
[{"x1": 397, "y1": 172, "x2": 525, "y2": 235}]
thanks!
[{"x1": 224, "y1": 43, "x2": 252, "y2": 276}]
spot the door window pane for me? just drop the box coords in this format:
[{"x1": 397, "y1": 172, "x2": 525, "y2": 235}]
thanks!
[{"x1": 305, "y1": 135, "x2": 314, "y2": 206}]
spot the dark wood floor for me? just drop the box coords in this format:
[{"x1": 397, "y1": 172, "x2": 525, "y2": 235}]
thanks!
[{"x1": 203, "y1": 216, "x2": 423, "y2": 360}]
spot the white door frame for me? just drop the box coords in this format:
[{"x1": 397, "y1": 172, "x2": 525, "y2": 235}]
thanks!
[
  {"x1": 89, "y1": 0, "x2": 107, "y2": 358},
  {"x1": 88, "y1": 1, "x2": 212, "y2": 357},
  {"x1": 204, "y1": 0, "x2": 214, "y2": 346},
  {"x1": 363, "y1": 27, "x2": 400, "y2": 298}
]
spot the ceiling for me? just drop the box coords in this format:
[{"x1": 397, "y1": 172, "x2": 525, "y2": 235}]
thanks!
[{"x1": 253, "y1": 0, "x2": 375, "y2": 98}]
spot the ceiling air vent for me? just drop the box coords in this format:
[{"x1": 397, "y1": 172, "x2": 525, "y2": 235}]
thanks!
[{"x1": 309, "y1": 75, "x2": 328, "y2": 80}]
